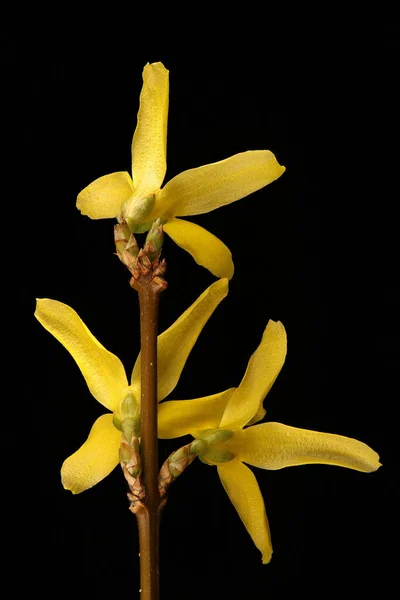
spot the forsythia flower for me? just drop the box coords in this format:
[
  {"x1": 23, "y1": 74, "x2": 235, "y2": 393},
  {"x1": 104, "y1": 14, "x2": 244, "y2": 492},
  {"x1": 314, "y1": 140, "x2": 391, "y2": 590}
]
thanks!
[
  {"x1": 158, "y1": 320, "x2": 381, "y2": 563},
  {"x1": 76, "y1": 62, "x2": 285, "y2": 279},
  {"x1": 34, "y1": 279, "x2": 228, "y2": 494}
]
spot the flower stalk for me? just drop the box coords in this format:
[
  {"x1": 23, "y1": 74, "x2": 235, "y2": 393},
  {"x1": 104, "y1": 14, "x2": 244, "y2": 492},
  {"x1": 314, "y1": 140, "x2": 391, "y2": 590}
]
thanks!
[{"x1": 129, "y1": 242, "x2": 167, "y2": 600}]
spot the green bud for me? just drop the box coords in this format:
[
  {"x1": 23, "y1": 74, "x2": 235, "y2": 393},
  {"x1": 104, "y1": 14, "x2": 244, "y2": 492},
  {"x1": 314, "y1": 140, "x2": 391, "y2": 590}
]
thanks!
[{"x1": 145, "y1": 218, "x2": 164, "y2": 261}]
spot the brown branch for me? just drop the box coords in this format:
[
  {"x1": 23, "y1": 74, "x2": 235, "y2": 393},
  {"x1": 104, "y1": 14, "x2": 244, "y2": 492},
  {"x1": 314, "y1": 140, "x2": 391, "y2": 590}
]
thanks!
[{"x1": 129, "y1": 248, "x2": 167, "y2": 600}]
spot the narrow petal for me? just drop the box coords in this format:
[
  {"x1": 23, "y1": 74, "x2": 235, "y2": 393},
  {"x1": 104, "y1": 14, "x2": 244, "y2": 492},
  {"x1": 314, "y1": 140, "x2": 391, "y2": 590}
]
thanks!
[
  {"x1": 77, "y1": 172, "x2": 134, "y2": 219},
  {"x1": 61, "y1": 414, "x2": 121, "y2": 494},
  {"x1": 131, "y1": 279, "x2": 229, "y2": 400},
  {"x1": 220, "y1": 321, "x2": 287, "y2": 430},
  {"x1": 155, "y1": 150, "x2": 285, "y2": 218},
  {"x1": 158, "y1": 389, "x2": 236, "y2": 439},
  {"x1": 131, "y1": 62, "x2": 169, "y2": 198},
  {"x1": 234, "y1": 422, "x2": 381, "y2": 472},
  {"x1": 218, "y1": 462, "x2": 273, "y2": 564},
  {"x1": 35, "y1": 299, "x2": 128, "y2": 411},
  {"x1": 163, "y1": 218, "x2": 234, "y2": 279}
]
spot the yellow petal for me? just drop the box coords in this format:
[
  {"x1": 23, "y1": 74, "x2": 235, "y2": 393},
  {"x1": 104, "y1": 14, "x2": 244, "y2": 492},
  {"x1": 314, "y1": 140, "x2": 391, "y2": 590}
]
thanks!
[
  {"x1": 220, "y1": 321, "x2": 287, "y2": 430},
  {"x1": 158, "y1": 389, "x2": 236, "y2": 439},
  {"x1": 131, "y1": 62, "x2": 169, "y2": 199},
  {"x1": 234, "y1": 422, "x2": 381, "y2": 472},
  {"x1": 77, "y1": 172, "x2": 134, "y2": 219},
  {"x1": 131, "y1": 279, "x2": 229, "y2": 401},
  {"x1": 218, "y1": 462, "x2": 273, "y2": 564},
  {"x1": 61, "y1": 414, "x2": 121, "y2": 494},
  {"x1": 163, "y1": 218, "x2": 234, "y2": 279},
  {"x1": 35, "y1": 299, "x2": 128, "y2": 411},
  {"x1": 155, "y1": 150, "x2": 285, "y2": 218}
]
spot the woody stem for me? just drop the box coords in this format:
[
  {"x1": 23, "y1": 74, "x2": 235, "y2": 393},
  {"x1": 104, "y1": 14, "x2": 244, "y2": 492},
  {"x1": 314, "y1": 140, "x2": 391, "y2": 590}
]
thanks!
[
  {"x1": 128, "y1": 249, "x2": 167, "y2": 600},
  {"x1": 136, "y1": 278, "x2": 161, "y2": 600}
]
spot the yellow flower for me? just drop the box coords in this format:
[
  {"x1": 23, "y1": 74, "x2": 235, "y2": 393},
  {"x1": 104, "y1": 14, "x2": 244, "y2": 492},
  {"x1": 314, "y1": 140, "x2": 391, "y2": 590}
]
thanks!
[
  {"x1": 34, "y1": 279, "x2": 228, "y2": 494},
  {"x1": 76, "y1": 62, "x2": 285, "y2": 279},
  {"x1": 158, "y1": 320, "x2": 381, "y2": 563}
]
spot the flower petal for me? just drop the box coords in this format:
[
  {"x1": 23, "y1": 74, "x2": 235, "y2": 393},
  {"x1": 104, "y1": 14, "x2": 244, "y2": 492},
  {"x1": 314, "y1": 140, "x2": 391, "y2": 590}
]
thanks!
[
  {"x1": 77, "y1": 172, "x2": 134, "y2": 219},
  {"x1": 131, "y1": 279, "x2": 229, "y2": 401},
  {"x1": 61, "y1": 414, "x2": 121, "y2": 494},
  {"x1": 35, "y1": 299, "x2": 128, "y2": 411},
  {"x1": 155, "y1": 150, "x2": 285, "y2": 218},
  {"x1": 131, "y1": 62, "x2": 169, "y2": 198},
  {"x1": 234, "y1": 422, "x2": 381, "y2": 472},
  {"x1": 220, "y1": 321, "x2": 287, "y2": 430},
  {"x1": 163, "y1": 218, "x2": 234, "y2": 279},
  {"x1": 218, "y1": 462, "x2": 273, "y2": 564},
  {"x1": 158, "y1": 389, "x2": 236, "y2": 439}
]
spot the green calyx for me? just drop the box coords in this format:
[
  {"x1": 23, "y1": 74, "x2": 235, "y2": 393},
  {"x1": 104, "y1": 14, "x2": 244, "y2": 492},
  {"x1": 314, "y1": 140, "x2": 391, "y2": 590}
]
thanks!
[
  {"x1": 199, "y1": 447, "x2": 235, "y2": 464},
  {"x1": 113, "y1": 393, "x2": 141, "y2": 439},
  {"x1": 129, "y1": 215, "x2": 167, "y2": 235},
  {"x1": 190, "y1": 428, "x2": 235, "y2": 464},
  {"x1": 121, "y1": 194, "x2": 155, "y2": 233},
  {"x1": 128, "y1": 219, "x2": 153, "y2": 234}
]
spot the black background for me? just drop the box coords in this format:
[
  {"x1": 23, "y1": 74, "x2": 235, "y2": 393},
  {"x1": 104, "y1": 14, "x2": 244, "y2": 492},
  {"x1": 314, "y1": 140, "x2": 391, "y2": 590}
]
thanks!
[{"x1": 4, "y1": 13, "x2": 399, "y2": 600}]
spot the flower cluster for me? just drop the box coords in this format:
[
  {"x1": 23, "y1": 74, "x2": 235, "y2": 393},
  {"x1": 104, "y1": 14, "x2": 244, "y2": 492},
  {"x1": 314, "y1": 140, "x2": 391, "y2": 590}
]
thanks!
[{"x1": 35, "y1": 62, "x2": 380, "y2": 562}]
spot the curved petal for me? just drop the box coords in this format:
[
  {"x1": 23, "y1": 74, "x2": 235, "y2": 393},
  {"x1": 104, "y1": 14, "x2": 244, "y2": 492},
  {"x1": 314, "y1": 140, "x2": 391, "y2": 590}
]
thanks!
[
  {"x1": 61, "y1": 414, "x2": 121, "y2": 494},
  {"x1": 218, "y1": 462, "x2": 273, "y2": 564},
  {"x1": 155, "y1": 150, "x2": 285, "y2": 218},
  {"x1": 131, "y1": 62, "x2": 169, "y2": 198},
  {"x1": 158, "y1": 389, "x2": 236, "y2": 439},
  {"x1": 131, "y1": 278, "x2": 229, "y2": 401},
  {"x1": 35, "y1": 299, "x2": 128, "y2": 411},
  {"x1": 77, "y1": 172, "x2": 134, "y2": 219},
  {"x1": 220, "y1": 321, "x2": 287, "y2": 430},
  {"x1": 163, "y1": 218, "x2": 234, "y2": 279},
  {"x1": 234, "y1": 422, "x2": 381, "y2": 473}
]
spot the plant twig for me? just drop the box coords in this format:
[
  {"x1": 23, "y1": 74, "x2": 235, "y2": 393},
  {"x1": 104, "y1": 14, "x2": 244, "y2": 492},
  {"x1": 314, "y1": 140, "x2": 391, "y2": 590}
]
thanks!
[{"x1": 129, "y1": 247, "x2": 167, "y2": 600}]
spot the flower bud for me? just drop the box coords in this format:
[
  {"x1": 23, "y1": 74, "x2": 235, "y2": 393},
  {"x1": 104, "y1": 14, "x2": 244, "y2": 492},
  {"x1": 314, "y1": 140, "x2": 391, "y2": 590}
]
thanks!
[
  {"x1": 144, "y1": 218, "x2": 164, "y2": 261},
  {"x1": 114, "y1": 221, "x2": 139, "y2": 269}
]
